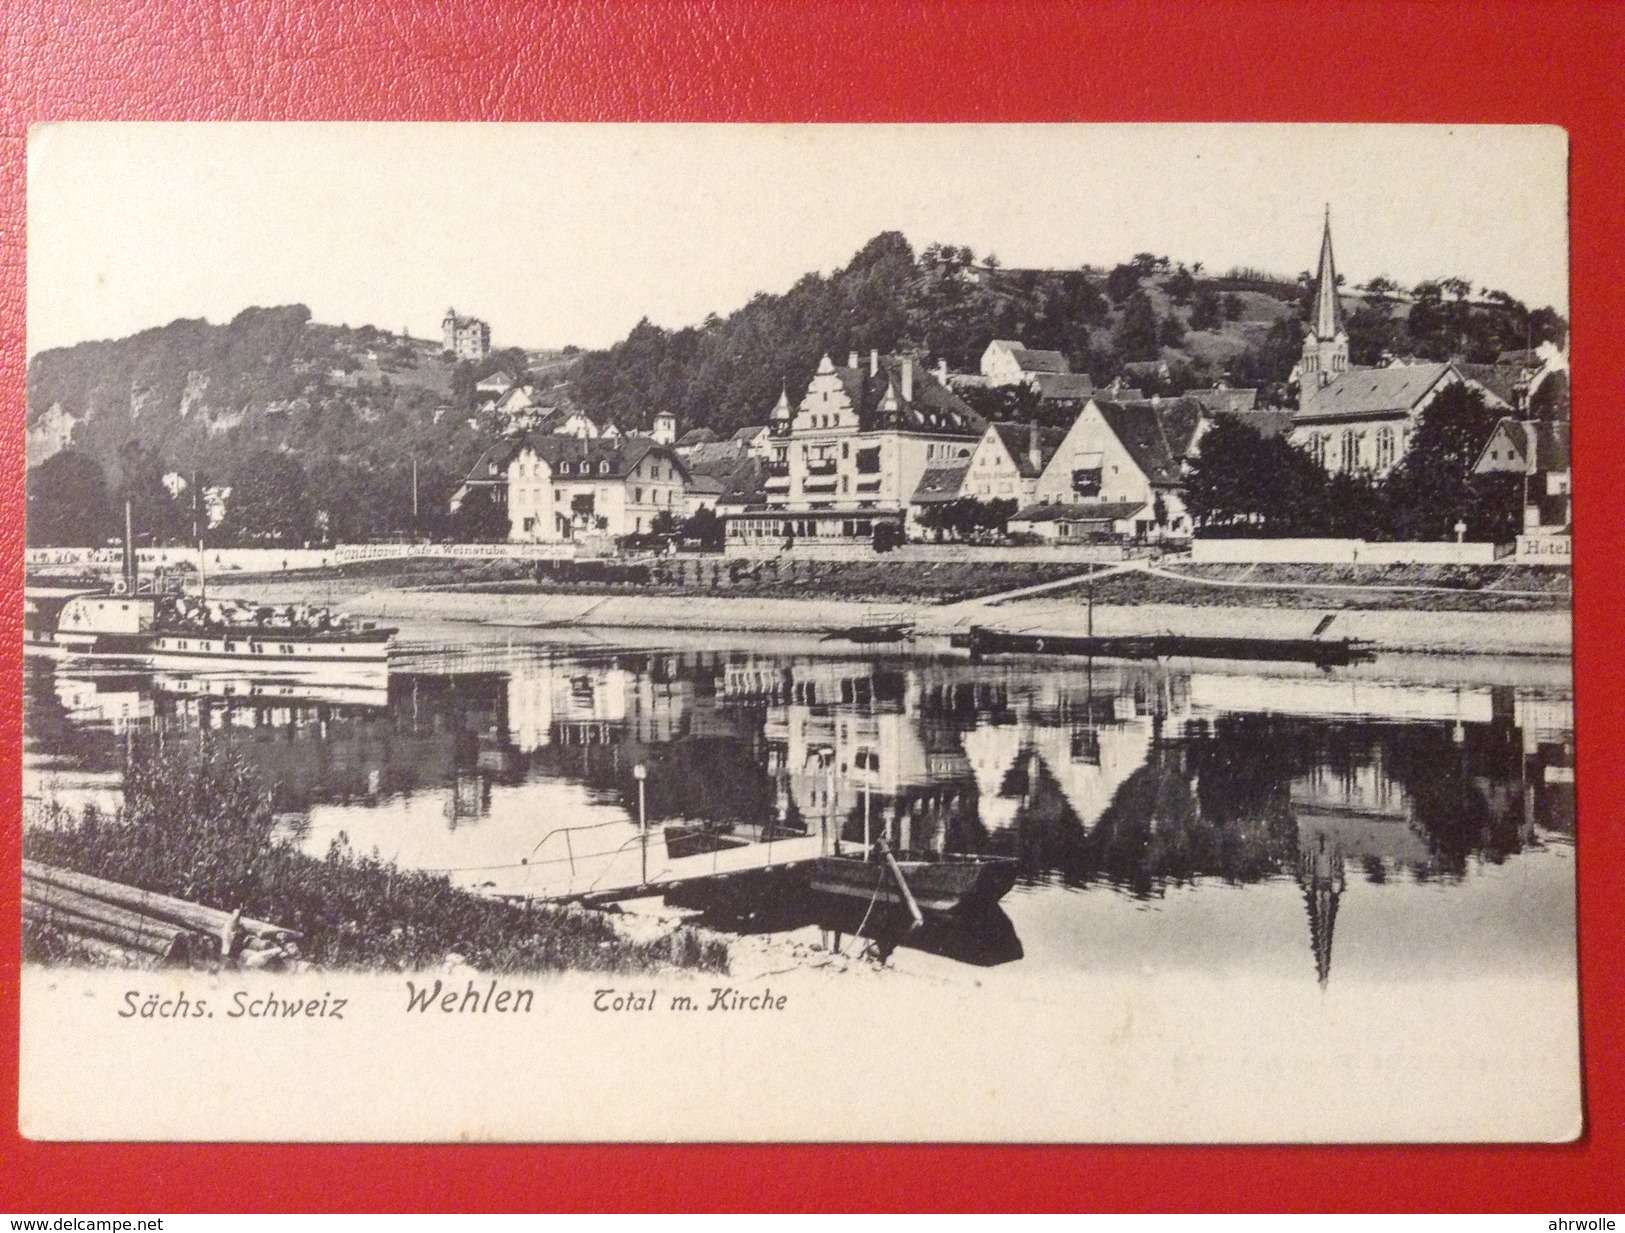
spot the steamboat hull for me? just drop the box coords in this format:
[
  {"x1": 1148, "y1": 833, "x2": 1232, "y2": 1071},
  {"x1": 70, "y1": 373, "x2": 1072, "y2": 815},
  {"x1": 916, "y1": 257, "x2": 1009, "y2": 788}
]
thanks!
[{"x1": 808, "y1": 855, "x2": 1017, "y2": 914}]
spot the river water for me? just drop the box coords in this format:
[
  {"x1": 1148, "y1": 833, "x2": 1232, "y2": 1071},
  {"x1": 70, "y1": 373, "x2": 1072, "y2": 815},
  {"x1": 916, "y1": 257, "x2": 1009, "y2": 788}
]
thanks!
[{"x1": 23, "y1": 624, "x2": 1576, "y2": 990}]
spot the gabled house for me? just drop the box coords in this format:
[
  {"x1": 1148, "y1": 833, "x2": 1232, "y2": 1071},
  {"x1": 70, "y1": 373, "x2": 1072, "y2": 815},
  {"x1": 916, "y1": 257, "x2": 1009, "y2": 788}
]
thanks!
[
  {"x1": 1018, "y1": 397, "x2": 1206, "y2": 542},
  {"x1": 505, "y1": 436, "x2": 689, "y2": 542},
  {"x1": 980, "y1": 339, "x2": 1071, "y2": 388},
  {"x1": 676, "y1": 427, "x2": 720, "y2": 451},
  {"x1": 476, "y1": 369, "x2": 516, "y2": 398},
  {"x1": 963, "y1": 421, "x2": 1069, "y2": 505},
  {"x1": 725, "y1": 350, "x2": 986, "y2": 546},
  {"x1": 533, "y1": 407, "x2": 601, "y2": 440},
  {"x1": 906, "y1": 459, "x2": 972, "y2": 534},
  {"x1": 1182, "y1": 385, "x2": 1259, "y2": 416},
  {"x1": 729, "y1": 425, "x2": 772, "y2": 458},
  {"x1": 1028, "y1": 371, "x2": 1096, "y2": 410},
  {"x1": 1473, "y1": 417, "x2": 1571, "y2": 534},
  {"x1": 450, "y1": 439, "x2": 524, "y2": 513}
]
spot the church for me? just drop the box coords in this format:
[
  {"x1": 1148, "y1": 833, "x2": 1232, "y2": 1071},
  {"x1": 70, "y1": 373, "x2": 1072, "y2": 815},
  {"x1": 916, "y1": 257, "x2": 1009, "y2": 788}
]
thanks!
[{"x1": 1288, "y1": 211, "x2": 1506, "y2": 477}]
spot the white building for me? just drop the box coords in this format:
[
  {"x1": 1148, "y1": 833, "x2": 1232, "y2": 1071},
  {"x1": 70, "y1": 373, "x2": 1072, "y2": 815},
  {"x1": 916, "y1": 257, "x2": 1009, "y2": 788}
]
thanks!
[
  {"x1": 505, "y1": 437, "x2": 688, "y2": 542},
  {"x1": 723, "y1": 350, "x2": 986, "y2": 545}
]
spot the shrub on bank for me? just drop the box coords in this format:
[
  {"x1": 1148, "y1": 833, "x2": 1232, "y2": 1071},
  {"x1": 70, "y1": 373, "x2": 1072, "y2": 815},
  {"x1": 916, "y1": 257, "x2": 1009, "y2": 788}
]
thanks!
[{"x1": 24, "y1": 738, "x2": 729, "y2": 975}]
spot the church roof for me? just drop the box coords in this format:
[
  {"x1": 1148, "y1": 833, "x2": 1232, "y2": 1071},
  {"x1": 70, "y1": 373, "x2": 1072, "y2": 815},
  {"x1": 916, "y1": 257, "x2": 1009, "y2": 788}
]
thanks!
[
  {"x1": 1311, "y1": 211, "x2": 1347, "y2": 340},
  {"x1": 1294, "y1": 362, "x2": 1455, "y2": 424}
]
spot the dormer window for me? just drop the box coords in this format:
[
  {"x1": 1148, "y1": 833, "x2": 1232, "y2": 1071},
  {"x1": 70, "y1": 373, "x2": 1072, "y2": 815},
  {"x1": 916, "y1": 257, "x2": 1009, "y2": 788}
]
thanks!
[{"x1": 599, "y1": 461, "x2": 609, "y2": 475}]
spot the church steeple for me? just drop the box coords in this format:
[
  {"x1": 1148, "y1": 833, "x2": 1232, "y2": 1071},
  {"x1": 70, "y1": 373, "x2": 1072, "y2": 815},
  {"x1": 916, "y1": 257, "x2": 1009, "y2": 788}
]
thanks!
[
  {"x1": 1299, "y1": 206, "x2": 1350, "y2": 397},
  {"x1": 1312, "y1": 205, "x2": 1347, "y2": 340}
]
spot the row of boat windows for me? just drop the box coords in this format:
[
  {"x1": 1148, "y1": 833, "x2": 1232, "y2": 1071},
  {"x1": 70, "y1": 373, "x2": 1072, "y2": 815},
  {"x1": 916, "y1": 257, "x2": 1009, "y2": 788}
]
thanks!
[{"x1": 164, "y1": 639, "x2": 345, "y2": 655}]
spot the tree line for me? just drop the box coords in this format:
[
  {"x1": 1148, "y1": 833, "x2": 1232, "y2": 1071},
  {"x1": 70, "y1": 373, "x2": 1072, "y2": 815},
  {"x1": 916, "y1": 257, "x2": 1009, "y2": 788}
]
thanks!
[{"x1": 1182, "y1": 384, "x2": 1531, "y2": 542}]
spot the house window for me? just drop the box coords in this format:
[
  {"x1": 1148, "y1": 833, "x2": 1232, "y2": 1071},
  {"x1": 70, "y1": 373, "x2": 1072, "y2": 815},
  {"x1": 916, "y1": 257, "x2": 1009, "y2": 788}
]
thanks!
[
  {"x1": 856, "y1": 446, "x2": 881, "y2": 475},
  {"x1": 1072, "y1": 467, "x2": 1103, "y2": 498},
  {"x1": 1376, "y1": 427, "x2": 1396, "y2": 471},
  {"x1": 635, "y1": 487, "x2": 643, "y2": 503}
]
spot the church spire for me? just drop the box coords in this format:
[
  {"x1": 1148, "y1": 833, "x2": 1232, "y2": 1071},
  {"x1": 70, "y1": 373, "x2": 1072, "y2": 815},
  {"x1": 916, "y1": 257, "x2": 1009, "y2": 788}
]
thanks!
[
  {"x1": 1298, "y1": 206, "x2": 1351, "y2": 399},
  {"x1": 1312, "y1": 205, "x2": 1346, "y2": 341}
]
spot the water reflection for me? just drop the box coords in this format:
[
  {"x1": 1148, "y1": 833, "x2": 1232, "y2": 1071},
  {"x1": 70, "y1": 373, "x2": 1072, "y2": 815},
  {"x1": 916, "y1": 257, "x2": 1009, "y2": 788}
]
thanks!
[{"x1": 23, "y1": 642, "x2": 1575, "y2": 985}]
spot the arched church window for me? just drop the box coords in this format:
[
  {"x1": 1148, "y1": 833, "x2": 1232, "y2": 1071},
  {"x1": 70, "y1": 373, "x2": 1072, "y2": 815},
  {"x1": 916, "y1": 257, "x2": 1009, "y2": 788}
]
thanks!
[
  {"x1": 1376, "y1": 427, "x2": 1395, "y2": 470},
  {"x1": 1340, "y1": 429, "x2": 1359, "y2": 473}
]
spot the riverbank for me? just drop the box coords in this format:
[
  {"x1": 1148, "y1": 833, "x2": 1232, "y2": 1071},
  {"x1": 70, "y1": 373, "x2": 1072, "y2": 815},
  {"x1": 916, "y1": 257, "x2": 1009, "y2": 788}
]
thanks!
[
  {"x1": 220, "y1": 575, "x2": 1572, "y2": 657},
  {"x1": 23, "y1": 740, "x2": 731, "y2": 976}
]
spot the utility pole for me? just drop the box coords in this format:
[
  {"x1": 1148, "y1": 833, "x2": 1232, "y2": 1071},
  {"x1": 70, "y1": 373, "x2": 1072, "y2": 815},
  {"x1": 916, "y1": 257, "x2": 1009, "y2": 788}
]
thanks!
[{"x1": 634, "y1": 763, "x2": 648, "y2": 885}]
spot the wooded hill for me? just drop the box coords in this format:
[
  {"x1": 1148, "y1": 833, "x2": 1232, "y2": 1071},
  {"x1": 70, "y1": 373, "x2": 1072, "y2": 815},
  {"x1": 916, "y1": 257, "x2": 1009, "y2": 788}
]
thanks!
[{"x1": 25, "y1": 232, "x2": 1565, "y2": 545}]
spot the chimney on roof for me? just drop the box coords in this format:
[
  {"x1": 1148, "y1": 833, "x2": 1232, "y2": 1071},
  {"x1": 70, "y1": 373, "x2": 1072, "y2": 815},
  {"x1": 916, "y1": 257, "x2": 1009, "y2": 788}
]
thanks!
[
  {"x1": 870, "y1": 349, "x2": 878, "y2": 377},
  {"x1": 848, "y1": 350, "x2": 860, "y2": 371},
  {"x1": 1028, "y1": 422, "x2": 1042, "y2": 474},
  {"x1": 901, "y1": 357, "x2": 913, "y2": 403}
]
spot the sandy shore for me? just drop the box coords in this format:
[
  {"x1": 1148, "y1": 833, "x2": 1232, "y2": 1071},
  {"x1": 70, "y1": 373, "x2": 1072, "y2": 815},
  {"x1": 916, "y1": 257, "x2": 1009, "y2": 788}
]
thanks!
[{"x1": 220, "y1": 580, "x2": 1572, "y2": 658}]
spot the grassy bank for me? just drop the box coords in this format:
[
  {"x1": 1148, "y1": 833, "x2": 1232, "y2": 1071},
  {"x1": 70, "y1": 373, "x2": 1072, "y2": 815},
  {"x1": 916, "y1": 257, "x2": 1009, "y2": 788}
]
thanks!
[
  {"x1": 1038, "y1": 562, "x2": 1570, "y2": 613},
  {"x1": 24, "y1": 738, "x2": 729, "y2": 975}
]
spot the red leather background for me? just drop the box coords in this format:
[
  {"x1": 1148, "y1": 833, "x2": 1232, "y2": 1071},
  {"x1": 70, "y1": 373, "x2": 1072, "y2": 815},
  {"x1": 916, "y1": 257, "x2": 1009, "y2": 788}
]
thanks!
[{"x1": 1, "y1": 0, "x2": 1621, "y2": 1213}]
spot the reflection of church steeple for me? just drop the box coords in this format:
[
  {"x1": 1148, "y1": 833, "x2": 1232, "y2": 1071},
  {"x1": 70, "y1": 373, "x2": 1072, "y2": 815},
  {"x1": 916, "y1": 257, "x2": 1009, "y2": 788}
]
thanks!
[{"x1": 1296, "y1": 834, "x2": 1346, "y2": 988}]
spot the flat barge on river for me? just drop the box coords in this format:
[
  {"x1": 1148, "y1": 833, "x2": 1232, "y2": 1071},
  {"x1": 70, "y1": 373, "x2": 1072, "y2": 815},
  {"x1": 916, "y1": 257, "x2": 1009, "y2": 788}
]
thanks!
[{"x1": 953, "y1": 624, "x2": 1374, "y2": 667}]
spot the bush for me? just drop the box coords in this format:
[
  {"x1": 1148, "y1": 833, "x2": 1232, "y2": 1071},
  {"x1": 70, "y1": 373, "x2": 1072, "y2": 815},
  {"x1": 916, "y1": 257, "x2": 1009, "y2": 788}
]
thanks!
[
  {"x1": 24, "y1": 738, "x2": 728, "y2": 974},
  {"x1": 873, "y1": 522, "x2": 905, "y2": 553}
]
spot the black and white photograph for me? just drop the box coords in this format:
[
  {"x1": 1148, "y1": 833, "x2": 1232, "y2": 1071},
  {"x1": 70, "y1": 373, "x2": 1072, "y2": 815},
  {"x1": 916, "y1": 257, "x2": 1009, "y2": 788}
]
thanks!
[{"x1": 19, "y1": 123, "x2": 1576, "y2": 1142}]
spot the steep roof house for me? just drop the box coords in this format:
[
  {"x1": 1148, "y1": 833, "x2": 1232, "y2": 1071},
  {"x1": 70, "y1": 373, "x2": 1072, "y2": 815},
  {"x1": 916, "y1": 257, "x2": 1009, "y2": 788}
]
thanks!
[
  {"x1": 963, "y1": 421, "x2": 1071, "y2": 505},
  {"x1": 1017, "y1": 397, "x2": 1206, "y2": 542},
  {"x1": 981, "y1": 339, "x2": 1072, "y2": 388},
  {"x1": 725, "y1": 349, "x2": 986, "y2": 546}
]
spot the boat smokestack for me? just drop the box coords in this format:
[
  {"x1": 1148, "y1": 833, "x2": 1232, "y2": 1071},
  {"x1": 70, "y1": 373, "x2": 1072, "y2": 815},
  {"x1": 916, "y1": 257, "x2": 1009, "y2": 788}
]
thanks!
[{"x1": 123, "y1": 501, "x2": 135, "y2": 592}]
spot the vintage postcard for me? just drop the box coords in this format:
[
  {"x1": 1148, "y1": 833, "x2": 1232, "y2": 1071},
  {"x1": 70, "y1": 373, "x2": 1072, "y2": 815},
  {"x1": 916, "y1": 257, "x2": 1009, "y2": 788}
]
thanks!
[{"x1": 19, "y1": 123, "x2": 1577, "y2": 1142}]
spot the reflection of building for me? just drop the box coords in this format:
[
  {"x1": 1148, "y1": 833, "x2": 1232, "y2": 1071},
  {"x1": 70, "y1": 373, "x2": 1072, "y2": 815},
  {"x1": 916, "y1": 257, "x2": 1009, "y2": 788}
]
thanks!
[{"x1": 31, "y1": 646, "x2": 1574, "y2": 923}]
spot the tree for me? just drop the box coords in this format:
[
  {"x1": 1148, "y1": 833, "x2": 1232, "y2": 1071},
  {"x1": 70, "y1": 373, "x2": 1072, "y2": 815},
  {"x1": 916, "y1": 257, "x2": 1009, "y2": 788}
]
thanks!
[
  {"x1": 1105, "y1": 262, "x2": 1142, "y2": 304},
  {"x1": 1114, "y1": 291, "x2": 1161, "y2": 362},
  {"x1": 1221, "y1": 292, "x2": 1245, "y2": 322},
  {"x1": 1383, "y1": 383, "x2": 1519, "y2": 541},
  {"x1": 449, "y1": 487, "x2": 509, "y2": 542},
  {"x1": 27, "y1": 450, "x2": 114, "y2": 547},
  {"x1": 222, "y1": 450, "x2": 312, "y2": 544},
  {"x1": 1189, "y1": 286, "x2": 1222, "y2": 332},
  {"x1": 1345, "y1": 302, "x2": 1402, "y2": 367},
  {"x1": 1166, "y1": 265, "x2": 1196, "y2": 305},
  {"x1": 114, "y1": 439, "x2": 190, "y2": 545},
  {"x1": 679, "y1": 506, "x2": 726, "y2": 552},
  {"x1": 873, "y1": 521, "x2": 905, "y2": 553},
  {"x1": 1183, "y1": 417, "x2": 1331, "y2": 536},
  {"x1": 1159, "y1": 311, "x2": 1187, "y2": 348}
]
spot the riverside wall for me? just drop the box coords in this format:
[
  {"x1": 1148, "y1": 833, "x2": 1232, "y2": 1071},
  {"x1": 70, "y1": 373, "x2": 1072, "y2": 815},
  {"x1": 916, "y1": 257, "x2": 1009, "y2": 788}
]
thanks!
[{"x1": 218, "y1": 582, "x2": 1572, "y2": 659}]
